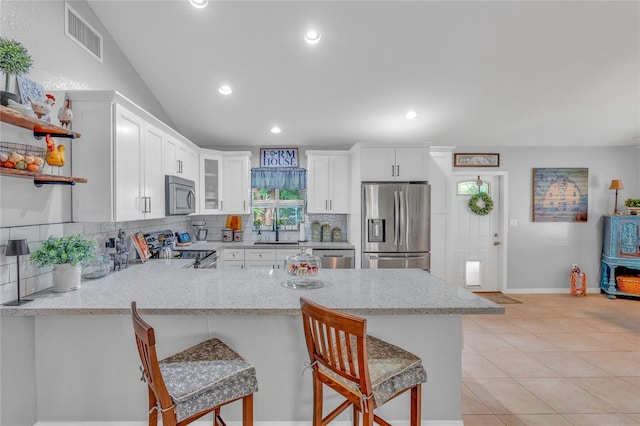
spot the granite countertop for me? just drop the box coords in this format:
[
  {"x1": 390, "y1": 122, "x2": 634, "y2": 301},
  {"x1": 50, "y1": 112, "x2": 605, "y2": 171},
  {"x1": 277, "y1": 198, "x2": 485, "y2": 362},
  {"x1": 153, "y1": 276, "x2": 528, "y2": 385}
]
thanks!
[
  {"x1": 179, "y1": 241, "x2": 355, "y2": 251},
  {"x1": 0, "y1": 262, "x2": 503, "y2": 317}
]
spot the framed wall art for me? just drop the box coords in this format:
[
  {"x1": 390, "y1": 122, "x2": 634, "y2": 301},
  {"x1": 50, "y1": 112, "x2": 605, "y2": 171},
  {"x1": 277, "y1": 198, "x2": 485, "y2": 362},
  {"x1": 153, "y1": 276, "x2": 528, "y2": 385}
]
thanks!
[
  {"x1": 259, "y1": 148, "x2": 299, "y2": 167},
  {"x1": 453, "y1": 153, "x2": 500, "y2": 167},
  {"x1": 532, "y1": 167, "x2": 588, "y2": 222}
]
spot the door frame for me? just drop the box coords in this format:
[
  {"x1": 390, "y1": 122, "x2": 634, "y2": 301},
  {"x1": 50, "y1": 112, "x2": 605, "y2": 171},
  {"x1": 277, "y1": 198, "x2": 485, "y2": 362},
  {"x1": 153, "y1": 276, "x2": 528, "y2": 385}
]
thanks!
[{"x1": 449, "y1": 171, "x2": 509, "y2": 292}]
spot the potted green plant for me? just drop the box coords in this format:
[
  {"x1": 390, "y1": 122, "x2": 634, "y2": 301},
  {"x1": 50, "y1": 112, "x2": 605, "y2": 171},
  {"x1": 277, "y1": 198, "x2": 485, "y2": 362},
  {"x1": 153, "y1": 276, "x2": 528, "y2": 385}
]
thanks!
[
  {"x1": 31, "y1": 234, "x2": 96, "y2": 292},
  {"x1": 0, "y1": 37, "x2": 33, "y2": 106},
  {"x1": 624, "y1": 198, "x2": 640, "y2": 215}
]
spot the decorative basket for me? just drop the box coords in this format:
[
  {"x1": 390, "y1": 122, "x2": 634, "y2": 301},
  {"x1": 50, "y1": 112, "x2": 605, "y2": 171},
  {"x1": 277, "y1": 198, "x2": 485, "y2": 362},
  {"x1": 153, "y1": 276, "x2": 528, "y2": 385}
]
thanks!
[
  {"x1": 616, "y1": 276, "x2": 640, "y2": 295},
  {"x1": 0, "y1": 141, "x2": 47, "y2": 172}
]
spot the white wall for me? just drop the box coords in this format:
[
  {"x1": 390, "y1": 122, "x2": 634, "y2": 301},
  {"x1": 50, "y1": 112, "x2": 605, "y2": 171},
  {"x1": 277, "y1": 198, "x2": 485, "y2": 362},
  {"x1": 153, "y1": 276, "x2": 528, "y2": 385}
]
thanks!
[
  {"x1": 0, "y1": 0, "x2": 174, "y2": 228},
  {"x1": 482, "y1": 146, "x2": 639, "y2": 291}
]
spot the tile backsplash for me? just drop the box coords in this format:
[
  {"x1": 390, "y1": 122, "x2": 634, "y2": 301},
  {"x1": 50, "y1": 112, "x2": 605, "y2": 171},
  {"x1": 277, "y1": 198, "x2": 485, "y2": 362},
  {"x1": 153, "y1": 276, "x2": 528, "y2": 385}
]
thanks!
[{"x1": 0, "y1": 213, "x2": 348, "y2": 303}]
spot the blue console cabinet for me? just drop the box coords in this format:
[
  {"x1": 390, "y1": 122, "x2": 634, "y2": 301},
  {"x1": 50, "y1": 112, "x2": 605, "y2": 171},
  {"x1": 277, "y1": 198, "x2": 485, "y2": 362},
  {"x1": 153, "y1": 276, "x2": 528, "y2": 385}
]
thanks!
[{"x1": 601, "y1": 215, "x2": 640, "y2": 299}]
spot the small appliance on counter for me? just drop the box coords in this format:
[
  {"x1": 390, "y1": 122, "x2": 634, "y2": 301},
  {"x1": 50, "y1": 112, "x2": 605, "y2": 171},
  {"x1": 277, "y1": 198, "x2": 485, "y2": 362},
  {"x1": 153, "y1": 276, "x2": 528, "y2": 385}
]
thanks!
[
  {"x1": 192, "y1": 221, "x2": 208, "y2": 241},
  {"x1": 176, "y1": 232, "x2": 192, "y2": 245},
  {"x1": 233, "y1": 229, "x2": 243, "y2": 241},
  {"x1": 222, "y1": 228, "x2": 233, "y2": 242}
]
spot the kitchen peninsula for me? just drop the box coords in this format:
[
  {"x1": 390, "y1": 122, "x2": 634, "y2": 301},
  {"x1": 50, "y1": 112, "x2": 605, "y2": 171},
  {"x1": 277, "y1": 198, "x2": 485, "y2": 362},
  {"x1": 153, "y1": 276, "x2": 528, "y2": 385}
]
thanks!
[{"x1": 1, "y1": 263, "x2": 502, "y2": 426}]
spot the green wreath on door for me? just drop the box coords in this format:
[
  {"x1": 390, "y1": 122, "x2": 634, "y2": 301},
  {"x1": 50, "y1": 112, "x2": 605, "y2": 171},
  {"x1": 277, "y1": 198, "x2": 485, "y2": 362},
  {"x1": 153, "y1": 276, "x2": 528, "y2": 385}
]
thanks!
[{"x1": 468, "y1": 192, "x2": 494, "y2": 216}]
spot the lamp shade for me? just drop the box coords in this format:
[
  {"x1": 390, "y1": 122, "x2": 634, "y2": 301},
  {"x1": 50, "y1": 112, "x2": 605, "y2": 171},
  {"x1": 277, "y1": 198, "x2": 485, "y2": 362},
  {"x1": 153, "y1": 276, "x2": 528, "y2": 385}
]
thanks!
[
  {"x1": 5, "y1": 239, "x2": 30, "y2": 256},
  {"x1": 609, "y1": 180, "x2": 624, "y2": 190}
]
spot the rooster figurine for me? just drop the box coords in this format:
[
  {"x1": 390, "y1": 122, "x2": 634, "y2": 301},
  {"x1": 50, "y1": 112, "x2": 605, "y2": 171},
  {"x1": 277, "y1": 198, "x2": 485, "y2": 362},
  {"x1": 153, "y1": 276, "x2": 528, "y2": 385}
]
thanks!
[
  {"x1": 29, "y1": 94, "x2": 55, "y2": 119},
  {"x1": 44, "y1": 134, "x2": 65, "y2": 167},
  {"x1": 57, "y1": 98, "x2": 73, "y2": 128}
]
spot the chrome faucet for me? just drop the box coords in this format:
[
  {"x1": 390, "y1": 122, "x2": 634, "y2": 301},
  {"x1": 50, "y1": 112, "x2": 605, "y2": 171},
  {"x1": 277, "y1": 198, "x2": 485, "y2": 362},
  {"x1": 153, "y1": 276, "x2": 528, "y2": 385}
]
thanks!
[{"x1": 273, "y1": 209, "x2": 280, "y2": 242}]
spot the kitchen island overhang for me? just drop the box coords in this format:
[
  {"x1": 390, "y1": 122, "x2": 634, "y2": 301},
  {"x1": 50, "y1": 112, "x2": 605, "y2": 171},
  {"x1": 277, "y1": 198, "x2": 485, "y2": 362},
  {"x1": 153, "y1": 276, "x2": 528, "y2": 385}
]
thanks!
[{"x1": 1, "y1": 264, "x2": 503, "y2": 425}]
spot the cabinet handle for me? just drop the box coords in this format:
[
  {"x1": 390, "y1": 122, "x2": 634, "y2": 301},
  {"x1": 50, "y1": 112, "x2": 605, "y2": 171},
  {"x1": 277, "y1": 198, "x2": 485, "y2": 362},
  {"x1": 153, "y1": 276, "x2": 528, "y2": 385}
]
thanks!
[
  {"x1": 397, "y1": 165, "x2": 400, "y2": 176},
  {"x1": 330, "y1": 200, "x2": 332, "y2": 210},
  {"x1": 221, "y1": 201, "x2": 223, "y2": 211},
  {"x1": 325, "y1": 200, "x2": 328, "y2": 209},
  {"x1": 391, "y1": 165, "x2": 395, "y2": 177},
  {"x1": 244, "y1": 200, "x2": 246, "y2": 211},
  {"x1": 147, "y1": 197, "x2": 151, "y2": 213}
]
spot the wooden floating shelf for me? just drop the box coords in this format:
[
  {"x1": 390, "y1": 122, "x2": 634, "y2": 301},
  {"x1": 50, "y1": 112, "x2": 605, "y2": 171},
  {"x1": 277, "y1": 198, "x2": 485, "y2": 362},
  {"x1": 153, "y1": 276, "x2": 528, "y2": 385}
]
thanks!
[
  {"x1": 0, "y1": 105, "x2": 81, "y2": 139},
  {"x1": 0, "y1": 167, "x2": 87, "y2": 186}
]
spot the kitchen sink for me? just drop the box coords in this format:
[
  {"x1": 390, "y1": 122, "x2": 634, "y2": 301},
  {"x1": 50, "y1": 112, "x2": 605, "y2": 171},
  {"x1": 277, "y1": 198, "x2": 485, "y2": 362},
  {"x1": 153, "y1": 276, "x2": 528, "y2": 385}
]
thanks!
[{"x1": 253, "y1": 241, "x2": 299, "y2": 245}]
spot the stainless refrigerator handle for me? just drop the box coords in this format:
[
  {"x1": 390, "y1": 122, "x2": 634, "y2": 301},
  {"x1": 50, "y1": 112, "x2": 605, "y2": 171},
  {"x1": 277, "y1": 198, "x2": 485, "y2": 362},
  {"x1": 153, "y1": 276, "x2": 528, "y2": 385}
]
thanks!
[
  {"x1": 393, "y1": 190, "x2": 399, "y2": 246},
  {"x1": 399, "y1": 190, "x2": 406, "y2": 248}
]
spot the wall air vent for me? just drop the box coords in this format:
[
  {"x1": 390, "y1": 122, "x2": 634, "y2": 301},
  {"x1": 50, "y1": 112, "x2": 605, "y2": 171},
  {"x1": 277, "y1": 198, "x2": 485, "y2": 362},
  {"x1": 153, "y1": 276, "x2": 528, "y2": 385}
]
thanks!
[{"x1": 64, "y1": 2, "x2": 103, "y2": 63}]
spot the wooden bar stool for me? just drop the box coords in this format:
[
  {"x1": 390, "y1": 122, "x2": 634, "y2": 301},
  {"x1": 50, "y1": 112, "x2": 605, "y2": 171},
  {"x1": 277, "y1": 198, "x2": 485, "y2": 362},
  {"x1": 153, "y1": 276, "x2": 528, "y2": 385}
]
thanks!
[
  {"x1": 300, "y1": 297, "x2": 427, "y2": 426},
  {"x1": 131, "y1": 301, "x2": 257, "y2": 426}
]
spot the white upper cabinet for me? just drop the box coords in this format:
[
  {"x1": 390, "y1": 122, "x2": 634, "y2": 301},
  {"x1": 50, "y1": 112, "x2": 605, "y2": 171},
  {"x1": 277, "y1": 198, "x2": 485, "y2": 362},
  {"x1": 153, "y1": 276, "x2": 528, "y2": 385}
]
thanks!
[
  {"x1": 307, "y1": 151, "x2": 350, "y2": 214},
  {"x1": 360, "y1": 147, "x2": 429, "y2": 182},
  {"x1": 199, "y1": 151, "x2": 222, "y2": 215},
  {"x1": 141, "y1": 121, "x2": 166, "y2": 220},
  {"x1": 69, "y1": 93, "x2": 166, "y2": 222},
  {"x1": 221, "y1": 154, "x2": 251, "y2": 214},
  {"x1": 165, "y1": 135, "x2": 198, "y2": 183}
]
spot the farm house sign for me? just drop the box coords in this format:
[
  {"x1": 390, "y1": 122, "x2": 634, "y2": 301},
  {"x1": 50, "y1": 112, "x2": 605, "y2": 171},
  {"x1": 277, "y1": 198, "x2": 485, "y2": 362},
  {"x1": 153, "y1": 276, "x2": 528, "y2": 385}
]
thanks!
[{"x1": 260, "y1": 148, "x2": 299, "y2": 167}]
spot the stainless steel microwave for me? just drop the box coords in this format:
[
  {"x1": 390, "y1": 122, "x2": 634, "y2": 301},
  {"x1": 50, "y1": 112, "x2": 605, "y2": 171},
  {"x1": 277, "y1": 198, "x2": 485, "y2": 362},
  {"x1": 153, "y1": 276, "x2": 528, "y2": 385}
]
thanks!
[{"x1": 165, "y1": 175, "x2": 196, "y2": 215}]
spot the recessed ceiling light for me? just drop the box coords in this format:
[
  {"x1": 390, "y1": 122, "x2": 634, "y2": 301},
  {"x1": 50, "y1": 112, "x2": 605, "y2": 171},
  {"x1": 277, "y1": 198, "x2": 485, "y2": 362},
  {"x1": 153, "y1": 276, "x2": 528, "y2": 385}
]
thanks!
[
  {"x1": 189, "y1": 0, "x2": 208, "y2": 8},
  {"x1": 405, "y1": 110, "x2": 418, "y2": 120},
  {"x1": 218, "y1": 85, "x2": 232, "y2": 95},
  {"x1": 270, "y1": 126, "x2": 282, "y2": 134},
  {"x1": 304, "y1": 30, "x2": 321, "y2": 44}
]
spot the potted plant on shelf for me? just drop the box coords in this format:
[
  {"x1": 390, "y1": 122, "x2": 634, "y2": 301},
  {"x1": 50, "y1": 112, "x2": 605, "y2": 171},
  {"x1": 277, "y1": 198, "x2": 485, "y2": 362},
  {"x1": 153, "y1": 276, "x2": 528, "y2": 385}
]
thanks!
[
  {"x1": 0, "y1": 37, "x2": 33, "y2": 106},
  {"x1": 31, "y1": 234, "x2": 96, "y2": 293},
  {"x1": 624, "y1": 199, "x2": 640, "y2": 215}
]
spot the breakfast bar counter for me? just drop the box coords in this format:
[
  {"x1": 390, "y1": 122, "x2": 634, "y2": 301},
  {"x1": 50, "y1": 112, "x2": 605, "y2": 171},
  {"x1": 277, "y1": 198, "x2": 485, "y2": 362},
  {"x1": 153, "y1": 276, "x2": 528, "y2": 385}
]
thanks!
[{"x1": 1, "y1": 263, "x2": 502, "y2": 426}]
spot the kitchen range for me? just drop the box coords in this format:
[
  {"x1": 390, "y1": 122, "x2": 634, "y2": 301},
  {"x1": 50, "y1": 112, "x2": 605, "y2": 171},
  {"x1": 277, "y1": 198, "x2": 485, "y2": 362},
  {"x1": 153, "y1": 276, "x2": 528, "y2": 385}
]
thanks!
[{"x1": 143, "y1": 230, "x2": 218, "y2": 268}]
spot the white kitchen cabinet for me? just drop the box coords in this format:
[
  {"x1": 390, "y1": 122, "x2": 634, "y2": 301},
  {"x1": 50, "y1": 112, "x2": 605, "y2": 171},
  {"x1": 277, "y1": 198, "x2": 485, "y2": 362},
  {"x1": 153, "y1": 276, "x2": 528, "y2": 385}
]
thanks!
[
  {"x1": 221, "y1": 154, "x2": 251, "y2": 214},
  {"x1": 306, "y1": 151, "x2": 350, "y2": 213},
  {"x1": 165, "y1": 135, "x2": 199, "y2": 183},
  {"x1": 69, "y1": 93, "x2": 166, "y2": 222},
  {"x1": 222, "y1": 248, "x2": 245, "y2": 269},
  {"x1": 360, "y1": 147, "x2": 429, "y2": 182},
  {"x1": 245, "y1": 248, "x2": 276, "y2": 269},
  {"x1": 276, "y1": 248, "x2": 301, "y2": 269},
  {"x1": 200, "y1": 152, "x2": 222, "y2": 214}
]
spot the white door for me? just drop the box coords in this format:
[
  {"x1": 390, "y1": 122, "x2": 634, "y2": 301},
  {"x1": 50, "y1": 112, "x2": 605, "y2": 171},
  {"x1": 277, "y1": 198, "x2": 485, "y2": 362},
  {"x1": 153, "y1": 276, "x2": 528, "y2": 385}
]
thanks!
[{"x1": 450, "y1": 174, "x2": 502, "y2": 291}]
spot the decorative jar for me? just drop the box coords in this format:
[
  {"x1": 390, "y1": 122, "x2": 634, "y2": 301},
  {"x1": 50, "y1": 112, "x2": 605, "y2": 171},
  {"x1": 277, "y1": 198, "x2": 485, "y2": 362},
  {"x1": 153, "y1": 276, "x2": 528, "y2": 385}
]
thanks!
[
  {"x1": 81, "y1": 254, "x2": 110, "y2": 280},
  {"x1": 282, "y1": 250, "x2": 323, "y2": 289}
]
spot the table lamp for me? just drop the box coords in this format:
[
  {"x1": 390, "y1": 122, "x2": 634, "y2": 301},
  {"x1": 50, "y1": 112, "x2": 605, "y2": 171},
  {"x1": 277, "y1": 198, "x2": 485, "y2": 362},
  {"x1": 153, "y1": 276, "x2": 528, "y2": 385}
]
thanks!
[
  {"x1": 609, "y1": 179, "x2": 624, "y2": 214},
  {"x1": 3, "y1": 239, "x2": 32, "y2": 306}
]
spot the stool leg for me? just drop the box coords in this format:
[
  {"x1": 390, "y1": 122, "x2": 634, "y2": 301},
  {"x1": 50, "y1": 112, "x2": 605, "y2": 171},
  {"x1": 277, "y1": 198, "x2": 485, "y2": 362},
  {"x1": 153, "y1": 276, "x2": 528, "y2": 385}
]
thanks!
[
  {"x1": 148, "y1": 387, "x2": 158, "y2": 426},
  {"x1": 352, "y1": 405, "x2": 359, "y2": 426},
  {"x1": 312, "y1": 373, "x2": 323, "y2": 426},
  {"x1": 242, "y1": 394, "x2": 253, "y2": 426},
  {"x1": 410, "y1": 385, "x2": 421, "y2": 426}
]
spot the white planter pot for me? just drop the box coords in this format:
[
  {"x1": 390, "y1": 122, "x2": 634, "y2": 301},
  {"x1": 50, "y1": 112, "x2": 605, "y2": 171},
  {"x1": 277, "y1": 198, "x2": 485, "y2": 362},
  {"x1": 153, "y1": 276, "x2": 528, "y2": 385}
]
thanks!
[{"x1": 52, "y1": 263, "x2": 82, "y2": 293}]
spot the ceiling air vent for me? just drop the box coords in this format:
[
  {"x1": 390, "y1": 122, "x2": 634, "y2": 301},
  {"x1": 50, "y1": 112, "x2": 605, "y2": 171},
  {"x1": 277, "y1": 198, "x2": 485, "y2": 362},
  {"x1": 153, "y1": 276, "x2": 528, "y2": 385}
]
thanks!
[{"x1": 65, "y1": 2, "x2": 103, "y2": 63}]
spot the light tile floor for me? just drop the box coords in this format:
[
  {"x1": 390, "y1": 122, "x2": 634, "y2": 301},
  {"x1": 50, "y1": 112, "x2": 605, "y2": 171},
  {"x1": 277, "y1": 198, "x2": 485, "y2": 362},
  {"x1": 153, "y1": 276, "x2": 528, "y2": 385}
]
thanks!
[{"x1": 462, "y1": 294, "x2": 640, "y2": 426}]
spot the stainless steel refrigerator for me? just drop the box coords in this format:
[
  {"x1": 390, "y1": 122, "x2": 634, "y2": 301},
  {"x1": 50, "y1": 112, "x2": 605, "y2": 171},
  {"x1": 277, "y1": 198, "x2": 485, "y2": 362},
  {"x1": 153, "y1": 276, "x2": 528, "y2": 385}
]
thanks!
[{"x1": 361, "y1": 182, "x2": 430, "y2": 270}]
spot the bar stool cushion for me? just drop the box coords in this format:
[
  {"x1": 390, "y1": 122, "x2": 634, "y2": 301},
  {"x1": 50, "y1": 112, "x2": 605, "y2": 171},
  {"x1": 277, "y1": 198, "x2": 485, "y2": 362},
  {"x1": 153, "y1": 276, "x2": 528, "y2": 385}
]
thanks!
[
  {"x1": 159, "y1": 338, "x2": 258, "y2": 422},
  {"x1": 320, "y1": 335, "x2": 427, "y2": 407}
]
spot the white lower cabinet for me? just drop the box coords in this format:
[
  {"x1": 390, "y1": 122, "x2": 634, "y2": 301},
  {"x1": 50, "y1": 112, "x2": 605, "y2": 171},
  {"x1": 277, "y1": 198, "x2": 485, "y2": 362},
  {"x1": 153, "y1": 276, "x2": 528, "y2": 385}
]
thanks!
[
  {"x1": 245, "y1": 249, "x2": 276, "y2": 269},
  {"x1": 222, "y1": 248, "x2": 245, "y2": 269},
  {"x1": 221, "y1": 248, "x2": 301, "y2": 269}
]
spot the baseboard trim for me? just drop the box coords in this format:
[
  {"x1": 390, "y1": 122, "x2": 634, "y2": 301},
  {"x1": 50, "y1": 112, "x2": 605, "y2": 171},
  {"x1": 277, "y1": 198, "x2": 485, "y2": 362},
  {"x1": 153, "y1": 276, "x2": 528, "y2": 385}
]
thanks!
[
  {"x1": 34, "y1": 420, "x2": 464, "y2": 426},
  {"x1": 504, "y1": 286, "x2": 600, "y2": 295}
]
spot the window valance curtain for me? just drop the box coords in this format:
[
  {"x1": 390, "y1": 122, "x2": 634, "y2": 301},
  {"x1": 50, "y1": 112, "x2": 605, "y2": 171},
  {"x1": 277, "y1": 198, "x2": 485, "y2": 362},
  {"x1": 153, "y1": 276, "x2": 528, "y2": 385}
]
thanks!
[{"x1": 251, "y1": 167, "x2": 307, "y2": 190}]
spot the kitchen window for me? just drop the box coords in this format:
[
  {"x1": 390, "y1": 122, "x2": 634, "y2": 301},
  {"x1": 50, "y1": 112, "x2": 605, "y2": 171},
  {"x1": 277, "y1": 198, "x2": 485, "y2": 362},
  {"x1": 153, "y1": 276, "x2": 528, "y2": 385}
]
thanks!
[{"x1": 251, "y1": 167, "x2": 306, "y2": 230}]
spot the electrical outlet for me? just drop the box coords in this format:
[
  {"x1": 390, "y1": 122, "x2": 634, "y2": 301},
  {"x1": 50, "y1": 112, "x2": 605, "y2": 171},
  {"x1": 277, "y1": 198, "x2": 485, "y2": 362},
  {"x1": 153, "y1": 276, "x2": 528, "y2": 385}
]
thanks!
[{"x1": 509, "y1": 219, "x2": 518, "y2": 227}]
